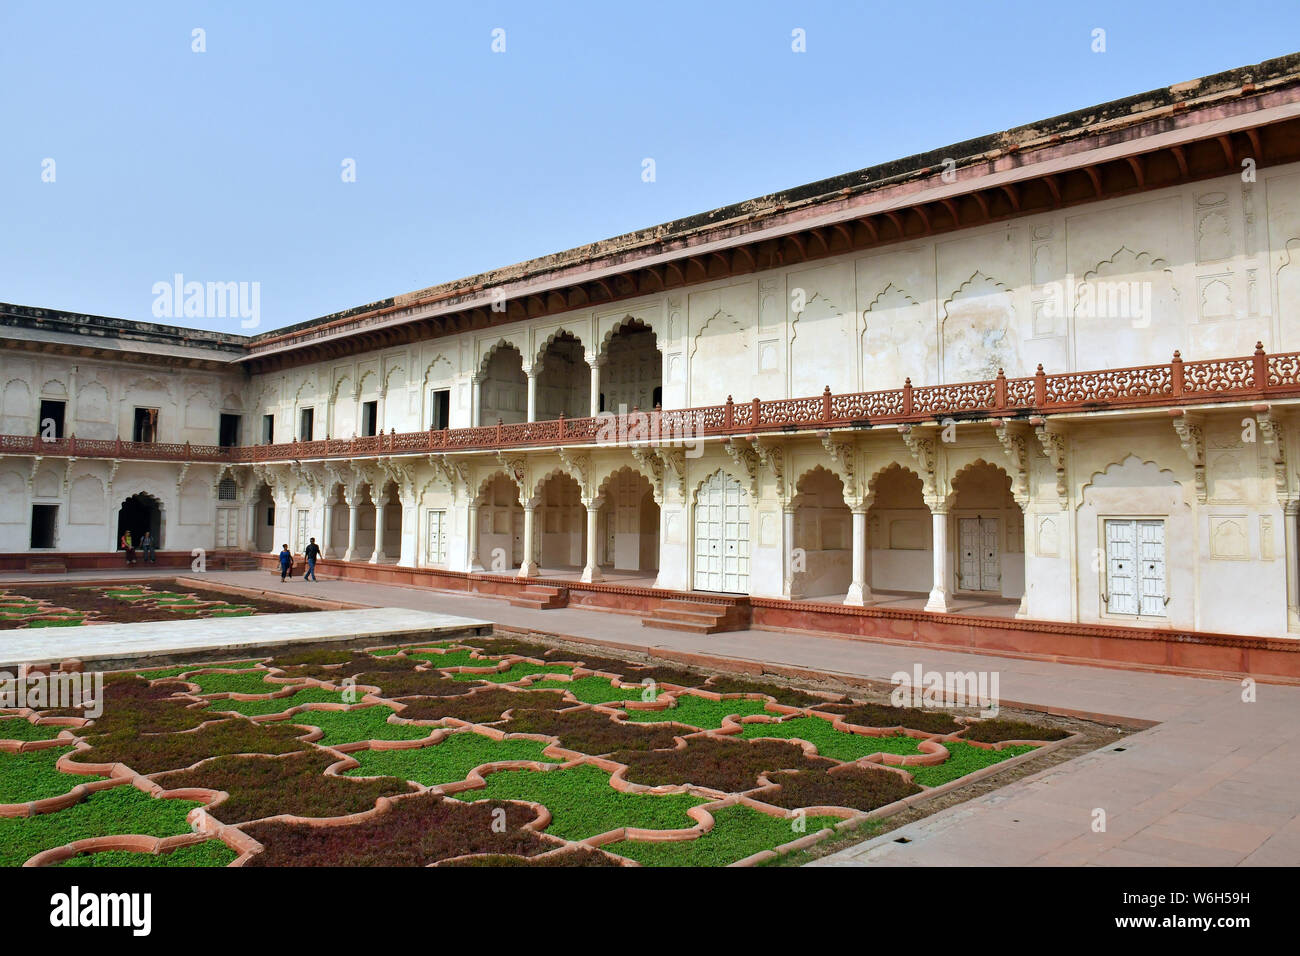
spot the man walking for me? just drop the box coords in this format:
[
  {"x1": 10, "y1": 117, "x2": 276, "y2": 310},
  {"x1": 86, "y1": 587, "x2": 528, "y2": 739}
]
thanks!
[
  {"x1": 278, "y1": 543, "x2": 293, "y2": 582},
  {"x1": 303, "y1": 537, "x2": 321, "y2": 581}
]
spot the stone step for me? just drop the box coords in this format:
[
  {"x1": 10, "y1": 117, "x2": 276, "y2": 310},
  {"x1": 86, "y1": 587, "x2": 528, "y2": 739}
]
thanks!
[
  {"x1": 27, "y1": 560, "x2": 67, "y2": 574},
  {"x1": 506, "y1": 585, "x2": 568, "y2": 610}
]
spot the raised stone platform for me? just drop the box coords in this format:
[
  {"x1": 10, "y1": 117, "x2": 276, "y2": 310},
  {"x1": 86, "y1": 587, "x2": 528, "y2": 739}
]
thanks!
[{"x1": 0, "y1": 607, "x2": 492, "y2": 671}]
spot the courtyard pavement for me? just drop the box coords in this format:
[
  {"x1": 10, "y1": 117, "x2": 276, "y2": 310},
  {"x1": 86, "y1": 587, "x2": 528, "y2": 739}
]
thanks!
[{"x1": 6, "y1": 568, "x2": 1296, "y2": 866}]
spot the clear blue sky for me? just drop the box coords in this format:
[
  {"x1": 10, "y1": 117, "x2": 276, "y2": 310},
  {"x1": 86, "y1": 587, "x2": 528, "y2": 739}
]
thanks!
[{"x1": 2, "y1": 0, "x2": 1297, "y2": 334}]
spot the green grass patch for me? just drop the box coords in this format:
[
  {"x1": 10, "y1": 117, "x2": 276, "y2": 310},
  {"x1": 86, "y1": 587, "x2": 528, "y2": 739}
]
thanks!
[
  {"x1": 207, "y1": 687, "x2": 353, "y2": 717},
  {"x1": 530, "y1": 676, "x2": 650, "y2": 705},
  {"x1": 186, "y1": 670, "x2": 280, "y2": 696},
  {"x1": 54, "y1": 840, "x2": 237, "y2": 868},
  {"x1": 623, "y1": 694, "x2": 770, "y2": 730},
  {"x1": 345, "y1": 732, "x2": 559, "y2": 786},
  {"x1": 134, "y1": 661, "x2": 262, "y2": 680},
  {"x1": 286, "y1": 705, "x2": 433, "y2": 748},
  {"x1": 737, "y1": 717, "x2": 924, "y2": 761},
  {"x1": 452, "y1": 763, "x2": 706, "y2": 842},
  {"x1": 0, "y1": 717, "x2": 64, "y2": 742},
  {"x1": 452, "y1": 662, "x2": 572, "y2": 684},
  {"x1": 410, "y1": 649, "x2": 494, "y2": 669},
  {"x1": 906, "y1": 741, "x2": 1039, "y2": 788},
  {"x1": 606, "y1": 805, "x2": 840, "y2": 867},
  {"x1": 0, "y1": 785, "x2": 202, "y2": 867},
  {"x1": 0, "y1": 747, "x2": 105, "y2": 804}
]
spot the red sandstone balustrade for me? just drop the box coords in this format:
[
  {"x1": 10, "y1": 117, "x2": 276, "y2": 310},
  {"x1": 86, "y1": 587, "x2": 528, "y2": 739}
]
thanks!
[{"x1": 6, "y1": 344, "x2": 1296, "y2": 464}]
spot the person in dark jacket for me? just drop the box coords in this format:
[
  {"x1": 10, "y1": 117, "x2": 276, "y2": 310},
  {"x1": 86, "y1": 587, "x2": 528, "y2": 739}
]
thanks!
[
  {"x1": 140, "y1": 531, "x2": 156, "y2": 563},
  {"x1": 278, "y1": 544, "x2": 293, "y2": 582},
  {"x1": 303, "y1": 538, "x2": 321, "y2": 581}
]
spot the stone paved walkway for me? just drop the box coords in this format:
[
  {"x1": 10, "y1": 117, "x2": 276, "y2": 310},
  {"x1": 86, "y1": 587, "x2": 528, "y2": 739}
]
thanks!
[{"x1": 4, "y1": 569, "x2": 1296, "y2": 866}]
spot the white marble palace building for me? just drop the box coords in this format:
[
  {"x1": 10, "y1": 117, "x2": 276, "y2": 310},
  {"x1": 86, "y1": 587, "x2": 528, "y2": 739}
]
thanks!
[{"x1": 5, "y1": 54, "x2": 1300, "y2": 641}]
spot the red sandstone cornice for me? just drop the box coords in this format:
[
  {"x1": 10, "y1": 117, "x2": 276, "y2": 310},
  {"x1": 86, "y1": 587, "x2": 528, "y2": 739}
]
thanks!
[{"x1": 237, "y1": 54, "x2": 1300, "y2": 371}]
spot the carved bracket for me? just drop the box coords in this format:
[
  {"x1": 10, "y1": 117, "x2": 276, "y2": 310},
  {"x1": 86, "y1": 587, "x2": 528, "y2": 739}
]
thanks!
[
  {"x1": 897, "y1": 424, "x2": 936, "y2": 496},
  {"x1": 724, "y1": 437, "x2": 761, "y2": 499},
  {"x1": 816, "y1": 431, "x2": 856, "y2": 501},
  {"x1": 1032, "y1": 419, "x2": 1068, "y2": 506},
  {"x1": 1170, "y1": 411, "x2": 1206, "y2": 503},
  {"x1": 558, "y1": 448, "x2": 592, "y2": 498},
  {"x1": 629, "y1": 446, "x2": 665, "y2": 504},
  {"x1": 755, "y1": 439, "x2": 787, "y2": 505},
  {"x1": 1256, "y1": 406, "x2": 1288, "y2": 502},
  {"x1": 991, "y1": 420, "x2": 1030, "y2": 506}
]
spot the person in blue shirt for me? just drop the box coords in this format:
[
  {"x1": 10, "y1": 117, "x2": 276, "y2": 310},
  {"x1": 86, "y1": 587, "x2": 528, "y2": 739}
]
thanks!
[
  {"x1": 303, "y1": 538, "x2": 321, "y2": 581},
  {"x1": 278, "y1": 544, "x2": 293, "y2": 582}
]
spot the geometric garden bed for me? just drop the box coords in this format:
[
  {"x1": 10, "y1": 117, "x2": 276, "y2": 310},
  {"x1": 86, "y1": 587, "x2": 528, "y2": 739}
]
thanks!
[{"x1": 0, "y1": 635, "x2": 1080, "y2": 867}]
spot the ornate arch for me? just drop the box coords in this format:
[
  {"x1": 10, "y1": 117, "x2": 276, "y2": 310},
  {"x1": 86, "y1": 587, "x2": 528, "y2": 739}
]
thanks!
[
  {"x1": 595, "y1": 463, "x2": 656, "y2": 501},
  {"x1": 792, "y1": 464, "x2": 848, "y2": 505},
  {"x1": 598, "y1": 314, "x2": 661, "y2": 362},
  {"x1": 532, "y1": 465, "x2": 583, "y2": 502},
  {"x1": 478, "y1": 338, "x2": 527, "y2": 378},
  {"x1": 534, "y1": 328, "x2": 588, "y2": 368},
  {"x1": 692, "y1": 466, "x2": 748, "y2": 504},
  {"x1": 474, "y1": 469, "x2": 521, "y2": 505}
]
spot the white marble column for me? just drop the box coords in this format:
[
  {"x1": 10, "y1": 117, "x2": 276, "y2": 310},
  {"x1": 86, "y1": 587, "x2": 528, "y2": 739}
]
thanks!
[
  {"x1": 519, "y1": 503, "x2": 538, "y2": 578},
  {"x1": 924, "y1": 505, "x2": 953, "y2": 613},
  {"x1": 397, "y1": 493, "x2": 418, "y2": 568},
  {"x1": 1287, "y1": 500, "x2": 1299, "y2": 631},
  {"x1": 581, "y1": 500, "x2": 603, "y2": 583},
  {"x1": 471, "y1": 376, "x2": 483, "y2": 427},
  {"x1": 370, "y1": 495, "x2": 387, "y2": 563},
  {"x1": 467, "y1": 503, "x2": 482, "y2": 571},
  {"x1": 781, "y1": 508, "x2": 795, "y2": 599},
  {"x1": 526, "y1": 371, "x2": 538, "y2": 423},
  {"x1": 343, "y1": 496, "x2": 359, "y2": 562},
  {"x1": 322, "y1": 501, "x2": 334, "y2": 557},
  {"x1": 844, "y1": 506, "x2": 873, "y2": 606},
  {"x1": 589, "y1": 360, "x2": 602, "y2": 417}
]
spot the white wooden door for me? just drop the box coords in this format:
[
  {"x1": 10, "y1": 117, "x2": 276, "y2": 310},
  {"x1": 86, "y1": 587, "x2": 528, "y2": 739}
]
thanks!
[
  {"x1": 694, "y1": 471, "x2": 749, "y2": 593},
  {"x1": 215, "y1": 508, "x2": 239, "y2": 549},
  {"x1": 1106, "y1": 519, "x2": 1166, "y2": 617},
  {"x1": 295, "y1": 509, "x2": 309, "y2": 552},
  {"x1": 958, "y1": 517, "x2": 1000, "y2": 591},
  {"x1": 426, "y1": 510, "x2": 446, "y2": 563},
  {"x1": 1137, "y1": 519, "x2": 1167, "y2": 616}
]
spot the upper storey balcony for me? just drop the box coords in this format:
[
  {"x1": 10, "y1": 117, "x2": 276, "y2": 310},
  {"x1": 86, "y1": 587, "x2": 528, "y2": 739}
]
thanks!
[{"x1": 3, "y1": 345, "x2": 1297, "y2": 465}]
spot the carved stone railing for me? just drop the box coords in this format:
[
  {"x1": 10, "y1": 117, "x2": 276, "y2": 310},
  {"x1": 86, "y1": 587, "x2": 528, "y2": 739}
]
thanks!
[{"x1": 4, "y1": 345, "x2": 1296, "y2": 464}]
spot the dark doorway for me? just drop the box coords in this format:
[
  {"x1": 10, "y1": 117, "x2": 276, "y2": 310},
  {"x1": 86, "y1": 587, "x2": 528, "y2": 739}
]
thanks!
[
  {"x1": 362, "y1": 401, "x2": 378, "y2": 436},
  {"x1": 299, "y1": 407, "x2": 314, "y2": 441},
  {"x1": 430, "y1": 389, "x2": 450, "y2": 430},
  {"x1": 133, "y1": 407, "x2": 159, "y2": 443},
  {"x1": 39, "y1": 400, "x2": 65, "y2": 439},
  {"x1": 219, "y1": 413, "x2": 241, "y2": 447},
  {"x1": 262, "y1": 414, "x2": 274, "y2": 443},
  {"x1": 30, "y1": 505, "x2": 57, "y2": 548},
  {"x1": 117, "y1": 494, "x2": 162, "y2": 550}
]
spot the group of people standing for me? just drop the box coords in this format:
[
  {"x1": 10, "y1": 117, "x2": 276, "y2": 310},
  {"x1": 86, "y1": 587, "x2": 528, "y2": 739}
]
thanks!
[
  {"x1": 117, "y1": 528, "x2": 324, "y2": 582},
  {"x1": 119, "y1": 531, "x2": 156, "y2": 566}
]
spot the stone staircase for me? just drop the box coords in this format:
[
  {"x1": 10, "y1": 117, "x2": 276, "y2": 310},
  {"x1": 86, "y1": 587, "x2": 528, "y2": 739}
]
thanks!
[
  {"x1": 506, "y1": 584, "x2": 569, "y2": 610},
  {"x1": 26, "y1": 558, "x2": 66, "y2": 574},
  {"x1": 221, "y1": 553, "x2": 261, "y2": 571},
  {"x1": 640, "y1": 597, "x2": 751, "y2": 634}
]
